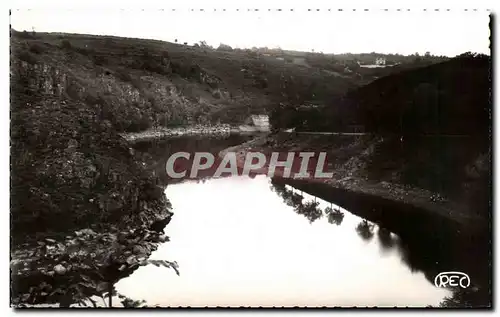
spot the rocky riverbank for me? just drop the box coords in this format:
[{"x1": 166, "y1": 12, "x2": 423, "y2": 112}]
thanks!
[
  {"x1": 219, "y1": 132, "x2": 491, "y2": 307},
  {"x1": 11, "y1": 211, "x2": 176, "y2": 307},
  {"x1": 120, "y1": 124, "x2": 233, "y2": 143},
  {"x1": 10, "y1": 56, "x2": 178, "y2": 307},
  {"x1": 219, "y1": 132, "x2": 489, "y2": 231}
]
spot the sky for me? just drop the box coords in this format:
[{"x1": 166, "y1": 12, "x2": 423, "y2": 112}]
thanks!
[{"x1": 10, "y1": 9, "x2": 491, "y2": 57}]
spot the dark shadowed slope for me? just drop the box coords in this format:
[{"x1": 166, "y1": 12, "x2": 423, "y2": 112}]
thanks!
[{"x1": 347, "y1": 53, "x2": 491, "y2": 136}]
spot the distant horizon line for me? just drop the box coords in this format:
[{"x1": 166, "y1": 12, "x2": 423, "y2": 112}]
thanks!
[{"x1": 11, "y1": 28, "x2": 489, "y2": 58}]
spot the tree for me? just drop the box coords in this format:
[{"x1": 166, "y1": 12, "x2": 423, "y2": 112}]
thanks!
[
  {"x1": 377, "y1": 227, "x2": 397, "y2": 251},
  {"x1": 414, "y1": 52, "x2": 422, "y2": 63},
  {"x1": 199, "y1": 41, "x2": 211, "y2": 49},
  {"x1": 325, "y1": 204, "x2": 344, "y2": 226},
  {"x1": 355, "y1": 220, "x2": 375, "y2": 241},
  {"x1": 217, "y1": 43, "x2": 233, "y2": 51}
]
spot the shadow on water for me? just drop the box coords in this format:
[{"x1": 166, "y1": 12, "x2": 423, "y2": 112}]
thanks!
[
  {"x1": 355, "y1": 220, "x2": 375, "y2": 242},
  {"x1": 132, "y1": 134, "x2": 255, "y2": 185},
  {"x1": 326, "y1": 208, "x2": 345, "y2": 226},
  {"x1": 377, "y1": 227, "x2": 397, "y2": 252},
  {"x1": 269, "y1": 178, "x2": 491, "y2": 307},
  {"x1": 128, "y1": 135, "x2": 490, "y2": 308}
]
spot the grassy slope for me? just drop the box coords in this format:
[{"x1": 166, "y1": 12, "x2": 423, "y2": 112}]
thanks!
[
  {"x1": 237, "y1": 55, "x2": 491, "y2": 225},
  {"x1": 9, "y1": 30, "x2": 489, "y2": 307},
  {"x1": 10, "y1": 30, "x2": 368, "y2": 130},
  {"x1": 12, "y1": 30, "x2": 445, "y2": 134},
  {"x1": 15, "y1": 29, "x2": 425, "y2": 241},
  {"x1": 10, "y1": 30, "x2": 477, "y2": 234},
  {"x1": 9, "y1": 29, "x2": 371, "y2": 235},
  {"x1": 10, "y1": 31, "x2": 176, "y2": 237}
]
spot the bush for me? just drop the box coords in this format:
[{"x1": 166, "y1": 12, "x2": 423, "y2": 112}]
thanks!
[
  {"x1": 253, "y1": 76, "x2": 268, "y2": 89},
  {"x1": 16, "y1": 30, "x2": 35, "y2": 39},
  {"x1": 93, "y1": 55, "x2": 108, "y2": 66},
  {"x1": 217, "y1": 43, "x2": 233, "y2": 51},
  {"x1": 17, "y1": 50, "x2": 38, "y2": 64},
  {"x1": 141, "y1": 60, "x2": 169, "y2": 75},
  {"x1": 83, "y1": 92, "x2": 106, "y2": 106},
  {"x1": 29, "y1": 43, "x2": 45, "y2": 54},
  {"x1": 133, "y1": 50, "x2": 170, "y2": 75},
  {"x1": 211, "y1": 89, "x2": 222, "y2": 99},
  {"x1": 246, "y1": 50, "x2": 258, "y2": 57},
  {"x1": 170, "y1": 61, "x2": 203, "y2": 80},
  {"x1": 167, "y1": 115, "x2": 187, "y2": 127},
  {"x1": 125, "y1": 116, "x2": 153, "y2": 132},
  {"x1": 156, "y1": 114, "x2": 167, "y2": 127},
  {"x1": 115, "y1": 68, "x2": 133, "y2": 82},
  {"x1": 60, "y1": 39, "x2": 72, "y2": 49}
]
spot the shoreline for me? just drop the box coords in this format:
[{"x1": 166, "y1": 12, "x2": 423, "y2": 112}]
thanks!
[
  {"x1": 10, "y1": 194, "x2": 174, "y2": 307},
  {"x1": 120, "y1": 125, "x2": 268, "y2": 143},
  {"x1": 120, "y1": 125, "x2": 232, "y2": 143},
  {"x1": 218, "y1": 133, "x2": 484, "y2": 230},
  {"x1": 218, "y1": 133, "x2": 490, "y2": 294}
]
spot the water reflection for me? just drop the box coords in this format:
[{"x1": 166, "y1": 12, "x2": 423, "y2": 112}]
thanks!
[
  {"x1": 116, "y1": 176, "x2": 450, "y2": 307},
  {"x1": 132, "y1": 134, "x2": 254, "y2": 185},
  {"x1": 270, "y1": 181, "x2": 324, "y2": 224},
  {"x1": 377, "y1": 227, "x2": 397, "y2": 252},
  {"x1": 356, "y1": 220, "x2": 375, "y2": 242},
  {"x1": 325, "y1": 207, "x2": 345, "y2": 226}
]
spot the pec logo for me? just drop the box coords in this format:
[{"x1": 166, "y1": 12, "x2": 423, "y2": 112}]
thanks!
[{"x1": 434, "y1": 272, "x2": 470, "y2": 289}]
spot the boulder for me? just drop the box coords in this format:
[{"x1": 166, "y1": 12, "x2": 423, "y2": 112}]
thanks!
[{"x1": 53, "y1": 264, "x2": 67, "y2": 275}]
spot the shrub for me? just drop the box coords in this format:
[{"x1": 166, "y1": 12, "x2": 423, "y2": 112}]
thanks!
[
  {"x1": 60, "y1": 39, "x2": 72, "y2": 49},
  {"x1": 17, "y1": 50, "x2": 38, "y2": 64},
  {"x1": 115, "y1": 68, "x2": 133, "y2": 82},
  {"x1": 212, "y1": 89, "x2": 222, "y2": 99},
  {"x1": 65, "y1": 80, "x2": 81, "y2": 100},
  {"x1": 126, "y1": 116, "x2": 152, "y2": 132},
  {"x1": 28, "y1": 43, "x2": 45, "y2": 54},
  {"x1": 93, "y1": 55, "x2": 108, "y2": 66},
  {"x1": 16, "y1": 30, "x2": 35, "y2": 39},
  {"x1": 141, "y1": 60, "x2": 168, "y2": 75},
  {"x1": 217, "y1": 43, "x2": 233, "y2": 51},
  {"x1": 83, "y1": 91, "x2": 106, "y2": 106}
]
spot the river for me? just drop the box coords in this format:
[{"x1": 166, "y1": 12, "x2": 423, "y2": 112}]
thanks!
[
  {"x1": 115, "y1": 175, "x2": 451, "y2": 307},
  {"x1": 110, "y1": 134, "x2": 461, "y2": 307}
]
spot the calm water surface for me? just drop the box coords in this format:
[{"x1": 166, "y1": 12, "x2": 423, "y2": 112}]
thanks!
[{"x1": 115, "y1": 175, "x2": 450, "y2": 307}]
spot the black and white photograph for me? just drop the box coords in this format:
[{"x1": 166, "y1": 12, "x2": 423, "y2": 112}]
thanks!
[{"x1": 8, "y1": 6, "x2": 492, "y2": 308}]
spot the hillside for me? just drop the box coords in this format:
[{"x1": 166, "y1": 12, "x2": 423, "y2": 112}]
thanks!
[
  {"x1": 10, "y1": 30, "x2": 363, "y2": 131},
  {"x1": 9, "y1": 29, "x2": 366, "y2": 232},
  {"x1": 257, "y1": 54, "x2": 492, "y2": 222},
  {"x1": 10, "y1": 29, "x2": 490, "y2": 239},
  {"x1": 348, "y1": 53, "x2": 491, "y2": 135},
  {"x1": 11, "y1": 30, "x2": 487, "y2": 234},
  {"x1": 269, "y1": 54, "x2": 490, "y2": 134},
  {"x1": 9, "y1": 29, "x2": 491, "y2": 307},
  {"x1": 9, "y1": 30, "x2": 373, "y2": 304},
  {"x1": 11, "y1": 30, "x2": 447, "y2": 131},
  {"x1": 15, "y1": 29, "x2": 438, "y2": 240}
]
